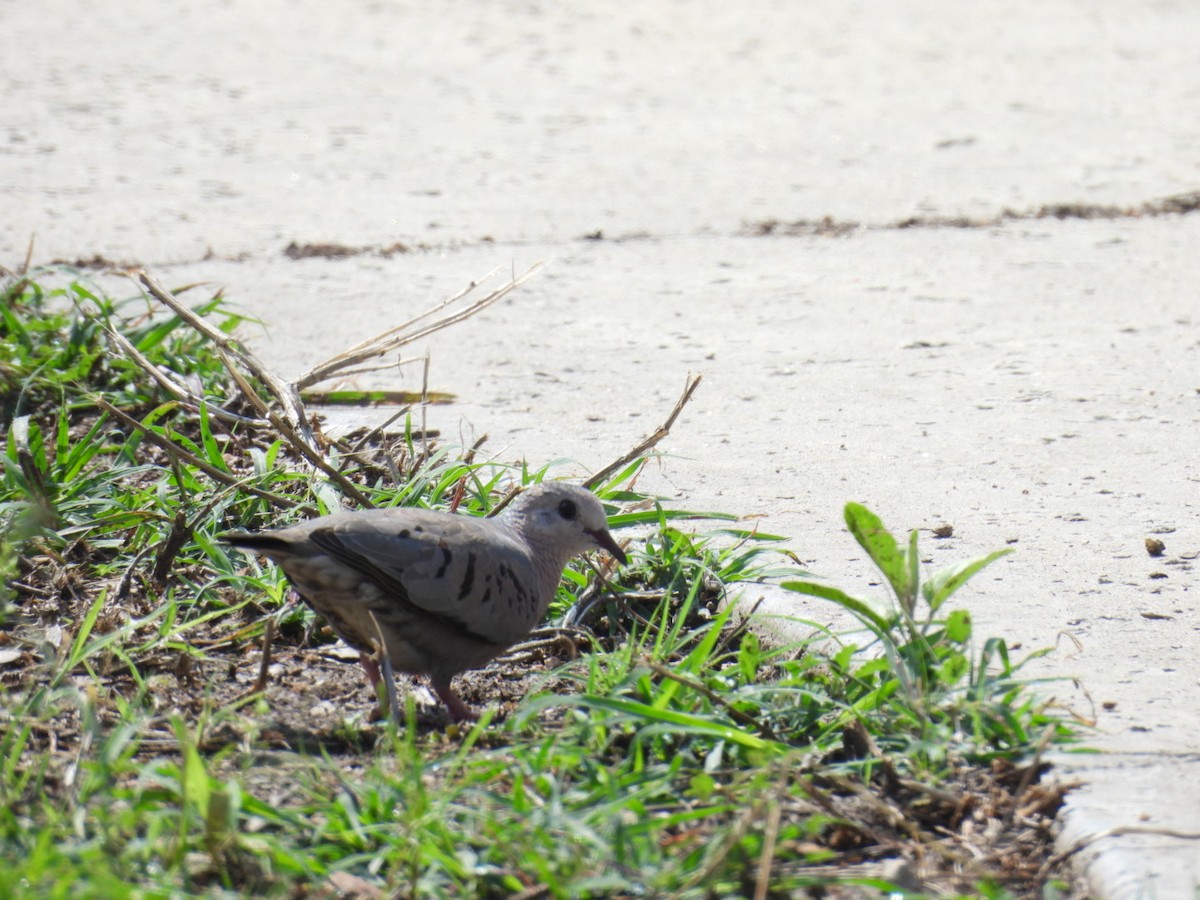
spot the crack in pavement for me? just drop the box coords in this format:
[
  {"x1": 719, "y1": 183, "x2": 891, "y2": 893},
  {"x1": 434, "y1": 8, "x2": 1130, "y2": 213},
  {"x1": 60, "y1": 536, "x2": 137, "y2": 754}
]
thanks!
[
  {"x1": 745, "y1": 189, "x2": 1200, "y2": 237},
  {"x1": 26, "y1": 188, "x2": 1200, "y2": 272}
]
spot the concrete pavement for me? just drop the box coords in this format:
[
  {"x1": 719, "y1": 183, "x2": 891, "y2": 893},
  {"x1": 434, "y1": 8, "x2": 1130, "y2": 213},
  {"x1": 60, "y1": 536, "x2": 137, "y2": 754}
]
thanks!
[{"x1": 4, "y1": 1, "x2": 1198, "y2": 894}]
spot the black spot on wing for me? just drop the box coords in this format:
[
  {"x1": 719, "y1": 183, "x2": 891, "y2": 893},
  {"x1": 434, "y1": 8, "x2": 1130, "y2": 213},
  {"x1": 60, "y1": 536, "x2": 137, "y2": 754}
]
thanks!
[
  {"x1": 309, "y1": 529, "x2": 504, "y2": 648},
  {"x1": 435, "y1": 540, "x2": 452, "y2": 579},
  {"x1": 496, "y1": 562, "x2": 531, "y2": 611},
  {"x1": 457, "y1": 551, "x2": 477, "y2": 601}
]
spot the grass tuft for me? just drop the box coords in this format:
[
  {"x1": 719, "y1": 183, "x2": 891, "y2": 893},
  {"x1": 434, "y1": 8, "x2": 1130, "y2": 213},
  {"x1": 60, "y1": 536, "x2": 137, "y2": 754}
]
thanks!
[{"x1": 0, "y1": 268, "x2": 1085, "y2": 898}]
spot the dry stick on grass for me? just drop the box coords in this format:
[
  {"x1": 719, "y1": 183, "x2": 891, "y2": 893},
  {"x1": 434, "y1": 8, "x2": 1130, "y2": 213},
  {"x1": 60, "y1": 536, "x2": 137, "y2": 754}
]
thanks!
[
  {"x1": 753, "y1": 800, "x2": 783, "y2": 900},
  {"x1": 245, "y1": 618, "x2": 276, "y2": 699},
  {"x1": 293, "y1": 262, "x2": 545, "y2": 390},
  {"x1": 646, "y1": 659, "x2": 782, "y2": 743},
  {"x1": 212, "y1": 345, "x2": 373, "y2": 508},
  {"x1": 93, "y1": 398, "x2": 301, "y2": 509},
  {"x1": 300, "y1": 355, "x2": 430, "y2": 385},
  {"x1": 103, "y1": 326, "x2": 267, "y2": 428},
  {"x1": 264, "y1": 409, "x2": 375, "y2": 509},
  {"x1": 141, "y1": 267, "x2": 544, "y2": 510},
  {"x1": 216, "y1": 347, "x2": 273, "y2": 420},
  {"x1": 138, "y1": 271, "x2": 315, "y2": 448},
  {"x1": 584, "y1": 372, "x2": 703, "y2": 490},
  {"x1": 137, "y1": 279, "x2": 371, "y2": 509}
]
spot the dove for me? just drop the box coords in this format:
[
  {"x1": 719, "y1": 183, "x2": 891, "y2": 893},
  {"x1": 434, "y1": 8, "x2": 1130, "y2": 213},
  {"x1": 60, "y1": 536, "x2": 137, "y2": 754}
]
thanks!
[{"x1": 223, "y1": 482, "x2": 626, "y2": 721}]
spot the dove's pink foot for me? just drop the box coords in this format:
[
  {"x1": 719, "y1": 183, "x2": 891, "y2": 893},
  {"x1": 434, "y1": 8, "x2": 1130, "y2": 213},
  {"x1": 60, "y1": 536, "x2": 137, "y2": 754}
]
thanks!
[
  {"x1": 359, "y1": 651, "x2": 382, "y2": 689},
  {"x1": 433, "y1": 680, "x2": 478, "y2": 722}
]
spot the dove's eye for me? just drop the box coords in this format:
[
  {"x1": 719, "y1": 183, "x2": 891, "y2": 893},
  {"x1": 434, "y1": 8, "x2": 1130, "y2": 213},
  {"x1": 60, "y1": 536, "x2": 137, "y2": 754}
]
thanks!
[{"x1": 557, "y1": 498, "x2": 578, "y2": 521}]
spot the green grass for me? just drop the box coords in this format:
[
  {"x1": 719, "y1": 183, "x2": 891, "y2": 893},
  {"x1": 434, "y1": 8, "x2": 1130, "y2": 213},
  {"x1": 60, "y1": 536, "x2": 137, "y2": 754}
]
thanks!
[{"x1": 0, "y1": 267, "x2": 1083, "y2": 899}]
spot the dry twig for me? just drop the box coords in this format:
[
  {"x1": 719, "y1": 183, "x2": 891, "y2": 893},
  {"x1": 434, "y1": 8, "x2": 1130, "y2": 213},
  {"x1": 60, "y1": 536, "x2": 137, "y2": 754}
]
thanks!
[
  {"x1": 137, "y1": 272, "x2": 313, "y2": 446},
  {"x1": 102, "y1": 326, "x2": 265, "y2": 427},
  {"x1": 646, "y1": 659, "x2": 782, "y2": 742},
  {"x1": 586, "y1": 373, "x2": 702, "y2": 489},
  {"x1": 753, "y1": 801, "x2": 782, "y2": 900},
  {"x1": 93, "y1": 398, "x2": 301, "y2": 509},
  {"x1": 295, "y1": 263, "x2": 544, "y2": 390}
]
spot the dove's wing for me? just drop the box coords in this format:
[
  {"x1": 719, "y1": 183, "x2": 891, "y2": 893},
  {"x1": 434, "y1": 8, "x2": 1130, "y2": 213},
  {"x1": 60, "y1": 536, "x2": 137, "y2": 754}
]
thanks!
[{"x1": 304, "y1": 508, "x2": 543, "y2": 646}]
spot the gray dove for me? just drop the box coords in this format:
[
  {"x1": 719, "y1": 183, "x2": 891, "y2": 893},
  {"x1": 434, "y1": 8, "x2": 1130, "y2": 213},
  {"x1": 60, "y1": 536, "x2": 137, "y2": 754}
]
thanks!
[{"x1": 223, "y1": 482, "x2": 626, "y2": 721}]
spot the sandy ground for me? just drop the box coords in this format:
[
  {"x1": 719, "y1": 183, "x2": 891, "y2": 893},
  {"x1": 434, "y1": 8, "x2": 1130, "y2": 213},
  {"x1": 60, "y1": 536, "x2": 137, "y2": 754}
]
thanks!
[{"x1": 4, "y1": 1, "x2": 1199, "y2": 895}]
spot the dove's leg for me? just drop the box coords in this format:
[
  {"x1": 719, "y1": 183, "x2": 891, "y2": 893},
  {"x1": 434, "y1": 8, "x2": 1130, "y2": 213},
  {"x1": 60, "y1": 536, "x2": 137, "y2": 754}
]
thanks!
[
  {"x1": 359, "y1": 650, "x2": 403, "y2": 721},
  {"x1": 364, "y1": 612, "x2": 404, "y2": 722},
  {"x1": 431, "y1": 678, "x2": 478, "y2": 722},
  {"x1": 378, "y1": 654, "x2": 402, "y2": 722},
  {"x1": 359, "y1": 651, "x2": 382, "y2": 690},
  {"x1": 236, "y1": 617, "x2": 275, "y2": 701}
]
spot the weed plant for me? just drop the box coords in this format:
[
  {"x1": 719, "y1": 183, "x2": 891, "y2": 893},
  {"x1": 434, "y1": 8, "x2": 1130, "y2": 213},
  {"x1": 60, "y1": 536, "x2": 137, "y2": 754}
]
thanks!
[{"x1": 0, "y1": 269, "x2": 1081, "y2": 898}]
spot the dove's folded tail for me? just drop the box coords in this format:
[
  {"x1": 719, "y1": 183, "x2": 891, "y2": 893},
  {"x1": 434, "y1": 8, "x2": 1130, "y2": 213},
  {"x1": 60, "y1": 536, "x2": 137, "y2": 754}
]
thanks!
[{"x1": 220, "y1": 531, "x2": 292, "y2": 555}]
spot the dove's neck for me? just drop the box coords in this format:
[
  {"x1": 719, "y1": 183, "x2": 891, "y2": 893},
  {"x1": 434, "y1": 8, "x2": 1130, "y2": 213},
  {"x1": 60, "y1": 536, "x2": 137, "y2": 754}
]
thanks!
[
  {"x1": 504, "y1": 510, "x2": 579, "y2": 613},
  {"x1": 518, "y1": 532, "x2": 576, "y2": 612}
]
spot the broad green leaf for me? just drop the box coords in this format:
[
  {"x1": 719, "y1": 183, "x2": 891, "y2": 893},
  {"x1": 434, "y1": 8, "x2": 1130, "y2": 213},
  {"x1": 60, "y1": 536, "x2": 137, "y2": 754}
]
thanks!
[
  {"x1": 923, "y1": 548, "x2": 1014, "y2": 612},
  {"x1": 173, "y1": 717, "x2": 210, "y2": 816},
  {"x1": 738, "y1": 632, "x2": 761, "y2": 684},
  {"x1": 204, "y1": 784, "x2": 233, "y2": 854},
  {"x1": 904, "y1": 528, "x2": 920, "y2": 615},
  {"x1": 688, "y1": 772, "x2": 717, "y2": 799},
  {"x1": 938, "y1": 651, "x2": 969, "y2": 686},
  {"x1": 197, "y1": 401, "x2": 229, "y2": 472},
  {"x1": 945, "y1": 609, "x2": 972, "y2": 644},
  {"x1": 575, "y1": 695, "x2": 779, "y2": 752},
  {"x1": 780, "y1": 580, "x2": 891, "y2": 636},
  {"x1": 844, "y1": 503, "x2": 909, "y2": 604}
]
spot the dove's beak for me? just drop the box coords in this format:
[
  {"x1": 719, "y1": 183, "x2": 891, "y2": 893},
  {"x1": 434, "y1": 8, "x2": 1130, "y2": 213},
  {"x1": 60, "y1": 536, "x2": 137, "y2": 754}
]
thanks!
[{"x1": 588, "y1": 528, "x2": 628, "y2": 566}]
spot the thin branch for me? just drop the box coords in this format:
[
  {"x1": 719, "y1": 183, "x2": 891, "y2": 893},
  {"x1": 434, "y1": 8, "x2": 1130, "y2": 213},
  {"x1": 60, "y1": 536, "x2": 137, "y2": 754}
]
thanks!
[
  {"x1": 347, "y1": 407, "x2": 413, "y2": 455},
  {"x1": 104, "y1": 325, "x2": 267, "y2": 427},
  {"x1": 22, "y1": 234, "x2": 35, "y2": 275},
  {"x1": 312, "y1": 267, "x2": 503, "y2": 363},
  {"x1": 93, "y1": 397, "x2": 300, "y2": 508},
  {"x1": 585, "y1": 373, "x2": 702, "y2": 489},
  {"x1": 295, "y1": 262, "x2": 545, "y2": 390},
  {"x1": 646, "y1": 659, "x2": 782, "y2": 743},
  {"x1": 216, "y1": 347, "x2": 272, "y2": 419},
  {"x1": 753, "y1": 801, "x2": 782, "y2": 900},
  {"x1": 265, "y1": 410, "x2": 374, "y2": 509},
  {"x1": 137, "y1": 271, "x2": 314, "y2": 447}
]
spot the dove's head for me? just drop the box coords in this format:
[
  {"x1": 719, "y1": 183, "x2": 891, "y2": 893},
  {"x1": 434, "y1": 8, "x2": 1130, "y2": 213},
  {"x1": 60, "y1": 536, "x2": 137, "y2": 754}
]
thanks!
[{"x1": 507, "y1": 482, "x2": 627, "y2": 565}]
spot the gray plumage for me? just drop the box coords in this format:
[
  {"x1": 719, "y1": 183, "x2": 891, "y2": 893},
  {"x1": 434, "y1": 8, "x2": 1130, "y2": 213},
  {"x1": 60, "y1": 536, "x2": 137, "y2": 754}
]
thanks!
[{"x1": 223, "y1": 482, "x2": 626, "y2": 720}]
